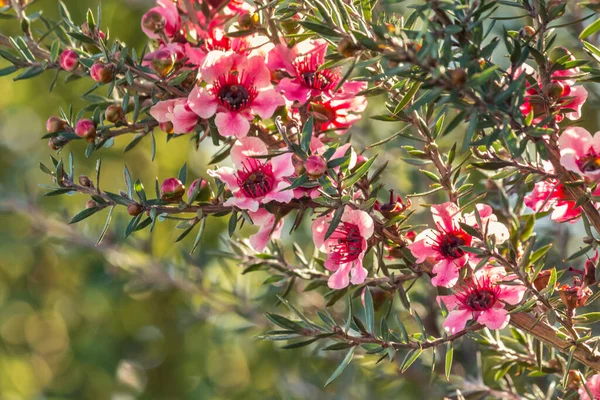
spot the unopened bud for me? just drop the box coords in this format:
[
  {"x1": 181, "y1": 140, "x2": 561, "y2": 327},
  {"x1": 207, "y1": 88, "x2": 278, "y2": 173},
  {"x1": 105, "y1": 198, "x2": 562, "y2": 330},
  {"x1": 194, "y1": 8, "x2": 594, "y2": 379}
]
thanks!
[
  {"x1": 59, "y1": 49, "x2": 79, "y2": 72},
  {"x1": 376, "y1": 190, "x2": 411, "y2": 219},
  {"x1": 450, "y1": 68, "x2": 467, "y2": 86},
  {"x1": 338, "y1": 37, "x2": 361, "y2": 57},
  {"x1": 105, "y1": 104, "x2": 126, "y2": 124},
  {"x1": 547, "y1": 81, "x2": 565, "y2": 99},
  {"x1": 151, "y1": 48, "x2": 176, "y2": 78},
  {"x1": 90, "y1": 62, "x2": 115, "y2": 84},
  {"x1": 549, "y1": 46, "x2": 573, "y2": 63},
  {"x1": 75, "y1": 119, "x2": 96, "y2": 142},
  {"x1": 127, "y1": 203, "x2": 143, "y2": 216},
  {"x1": 566, "y1": 370, "x2": 581, "y2": 391},
  {"x1": 85, "y1": 199, "x2": 97, "y2": 209},
  {"x1": 187, "y1": 178, "x2": 208, "y2": 202},
  {"x1": 238, "y1": 12, "x2": 259, "y2": 30},
  {"x1": 519, "y1": 26, "x2": 536, "y2": 40},
  {"x1": 78, "y1": 175, "x2": 93, "y2": 187},
  {"x1": 46, "y1": 116, "x2": 70, "y2": 133},
  {"x1": 142, "y1": 10, "x2": 166, "y2": 34},
  {"x1": 304, "y1": 155, "x2": 327, "y2": 179},
  {"x1": 160, "y1": 178, "x2": 185, "y2": 203},
  {"x1": 159, "y1": 121, "x2": 174, "y2": 134},
  {"x1": 48, "y1": 135, "x2": 68, "y2": 151}
]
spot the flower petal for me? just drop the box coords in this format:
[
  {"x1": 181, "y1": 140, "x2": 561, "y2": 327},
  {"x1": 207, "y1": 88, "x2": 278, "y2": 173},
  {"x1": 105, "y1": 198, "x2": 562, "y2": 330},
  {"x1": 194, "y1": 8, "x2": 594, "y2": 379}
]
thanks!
[
  {"x1": 214, "y1": 111, "x2": 251, "y2": 138},
  {"x1": 442, "y1": 310, "x2": 472, "y2": 334},
  {"x1": 477, "y1": 308, "x2": 509, "y2": 330}
]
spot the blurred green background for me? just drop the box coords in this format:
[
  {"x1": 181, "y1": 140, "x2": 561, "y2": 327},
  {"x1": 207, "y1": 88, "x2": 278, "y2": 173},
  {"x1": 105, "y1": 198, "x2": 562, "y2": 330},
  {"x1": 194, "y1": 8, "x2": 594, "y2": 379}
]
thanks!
[{"x1": 0, "y1": 1, "x2": 598, "y2": 399}]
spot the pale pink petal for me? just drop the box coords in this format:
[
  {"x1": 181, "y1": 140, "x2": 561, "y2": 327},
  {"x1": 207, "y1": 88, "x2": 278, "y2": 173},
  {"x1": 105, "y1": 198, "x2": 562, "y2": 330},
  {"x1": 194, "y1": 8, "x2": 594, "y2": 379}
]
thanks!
[
  {"x1": 350, "y1": 261, "x2": 368, "y2": 285},
  {"x1": 262, "y1": 180, "x2": 294, "y2": 204},
  {"x1": 408, "y1": 230, "x2": 439, "y2": 263},
  {"x1": 579, "y1": 374, "x2": 600, "y2": 400},
  {"x1": 188, "y1": 86, "x2": 218, "y2": 119},
  {"x1": 499, "y1": 284, "x2": 526, "y2": 305},
  {"x1": 171, "y1": 103, "x2": 198, "y2": 134},
  {"x1": 442, "y1": 310, "x2": 472, "y2": 334},
  {"x1": 559, "y1": 126, "x2": 593, "y2": 159},
  {"x1": 277, "y1": 78, "x2": 312, "y2": 104},
  {"x1": 240, "y1": 55, "x2": 271, "y2": 88},
  {"x1": 342, "y1": 209, "x2": 374, "y2": 239},
  {"x1": 477, "y1": 308, "x2": 509, "y2": 330},
  {"x1": 253, "y1": 89, "x2": 285, "y2": 119},
  {"x1": 270, "y1": 153, "x2": 295, "y2": 179},
  {"x1": 437, "y1": 294, "x2": 461, "y2": 311},
  {"x1": 230, "y1": 137, "x2": 267, "y2": 167},
  {"x1": 331, "y1": 143, "x2": 357, "y2": 170},
  {"x1": 149, "y1": 100, "x2": 176, "y2": 122},
  {"x1": 199, "y1": 51, "x2": 234, "y2": 83},
  {"x1": 224, "y1": 195, "x2": 259, "y2": 212},
  {"x1": 486, "y1": 221, "x2": 510, "y2": 244},
  {"x1": 565, "y1": 86, "x2": 588, "y2": 120},
  {"x1": 248, "y1": 210, "x2": 283, "y2": 252},
  {"x1": 214, "y1": 111, "x2": 251, "y2": 138},
  {"x1": 207, "y1": 167, "x2": 239, "y2": 190},
  {"x1": 266, "y1": 44, "x2": 296, "y2": 74},
  {"x1": 431, "y1": 259, "x2": 460, "y2": 288},
  {"x1": 312, "y1": 214, "x2": 332, "y2": 251},
  {"x1": 431, "y1": 202, "x2": 462, "y2": 232},
  {"x1": 185, "y1": 44, "x2": 207, "y2": 66},
  {"x1": 328, "y1": 263, "x2": 352, "y2": 289}
]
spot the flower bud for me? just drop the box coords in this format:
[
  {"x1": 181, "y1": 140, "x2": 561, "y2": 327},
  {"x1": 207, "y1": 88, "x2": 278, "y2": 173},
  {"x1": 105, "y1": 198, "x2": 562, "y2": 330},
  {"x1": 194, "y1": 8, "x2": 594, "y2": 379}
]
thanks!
[
  {"x1": 127, "y1": 203, "x2": 143, "y2": 216},
  {"x1": 75, "y1": 119, "x2": 96, "y2": 142},
  {"x1": 558, "y1": 283, "x2": 592, "y2": 311},
  {"x1": 90, "y1": 62, "x2": 115, "y2": 84},
  {"x1": 86, "y1": 199, "x2": 97, "y2": 209},
  {"x1": 584, "y1": 253, "x2": 598, "y2": 287},
  {"x1": 533, "y1": 270, "x2": 552, "y2": 291},
  {"x1": 142, "y1": 10, "x2": 166, "y2": 34},
  {"x1": 159, "y1": 121, "x2": 174, "y2": 134},
  {"x1": 337, "y1": 37, "x2": 361, "y2": 57},
  {"x1": 519, "y1": 26, "x2": 536, "y2": 40},
  {"x1": 375, "y1": 190, "x2": 411, "y2": 219},
  {"x1": 566, "y1": 370, "x2": 581, "y2": 391},
  {"x1": 79, "y1": 175, "x2": 93, "y2": 187},
  {"x1": 187, "y1": 178, "x2": 207, "y2": 202},
  {"x1": 48, "y1": 135, "x2": 69, "y2": 151},
  {"x1": 238, "y1": 12, "x2": 259, "y2": 30},
  {"x1": 105, "y1": 104, "x2": 126, "y2": 124},
  {"x1": 547, "y1": 81, "x2": 565, "y2": 99},
  {"x1": 304, "y1": 155, "x2": 327, "y2": 179},
  {"x1": 549, "y1": 46, "x2": 573, "y2": 63},
  {"x1": 46, "y1": 116, "x2": 70, "y2": 133},
  {"x1": 160, "y1": 178, "x2": 185, "y2": 203},
  {"x1": 59, "y1": 49, "x2": 79, "y2": 72},
  {"x1": 449, "y1": 68, "x2": 467, "y2": 86},
  {"x1": 151, "y1": 48, "x2": 176, "y2": 78}
]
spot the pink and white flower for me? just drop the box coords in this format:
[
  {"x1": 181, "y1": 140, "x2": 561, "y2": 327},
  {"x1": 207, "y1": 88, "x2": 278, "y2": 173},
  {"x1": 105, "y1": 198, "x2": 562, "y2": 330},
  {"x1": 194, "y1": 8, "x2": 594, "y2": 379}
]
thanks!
[
  {"x1": 579, "y1": 374, "x2": 600, "y2": 400},
  {"x1": 438, "y1": 267, "x2": 526, "y2": 333},
  {"x1": 149, "y1": 99, "x2": 198, "y2": 134},
  {"x1": 312, "y1": 207, "x2": 374, "y2": 289},
  {"x1": 248, "y1": 209, "x2": 284, "y2": 252},
  {"x1": 188, "y1": 55, "x2": 284, "y2": 138},
  {"x1": 312, "y1": 91, "x2": 368, "y2": 134},
  {"x1": 408, "y1": 202, "x2": 509, "y2": 288},
  {"x1": 515, "y1": 63, "x2": 587, "y2": 124},
  {"x1": 559, "y1": 127, "x2": 600, "y2": 181},
  {"x1": 141, "y1": 0, "x2": 181, "y2": 41},
  {"x1": 208, "y1": 137, "x2": 294, "y2": 212},
  {"x1": 268, "y1": 39, "x2": 359, "y2": 104}
]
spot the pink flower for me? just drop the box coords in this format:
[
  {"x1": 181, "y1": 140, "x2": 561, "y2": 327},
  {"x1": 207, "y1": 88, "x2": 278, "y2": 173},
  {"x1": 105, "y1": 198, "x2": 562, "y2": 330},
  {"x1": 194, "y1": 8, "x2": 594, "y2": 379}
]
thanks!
[
  {"x1": 313, "y1": 92, "x2": 368, "y2": 134},
  {"x1": 207, "y1": 137, "x2": 295, "y2": 212},
  {"x1": 149, "y1": 99, "x2": 198, "y2": 134},
  {"x1": 312, "y1": 207, "x2": 374, "y2": 289},
  {"x1": 141, "y1": 0, "x2": 181, "y2": 40},
  {"x1": 438, "y1": 267, "x2": 526, "y2": 333},
  {"x1": 248, "y1": 209, "x2": 284, "y2": 252},
  {"x1": 516, "y1": 63, "x2": 588, "y2": 124},
  {"x1": 579, "y1": 374, "x2": 600, "y2": 400},
  {"x1": 559, "y1": 127, "x2": 600, "y2": 181},
  {"x1": 59, "y1": 49, "x2": 78, "y2": 72},
  {"x1": 408, "y1": 202, "x2": 509, "y2": 288},
  {"x1": 188, "y1": 55, "x2": 284, "y2": 138}
]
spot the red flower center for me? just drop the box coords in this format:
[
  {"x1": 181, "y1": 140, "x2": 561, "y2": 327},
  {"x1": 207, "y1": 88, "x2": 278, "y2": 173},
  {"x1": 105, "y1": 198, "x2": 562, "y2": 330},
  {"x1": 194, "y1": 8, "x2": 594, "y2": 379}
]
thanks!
[
  {"x1": 432, "y1": 227, "x2": 471, "y2": 259},
  {"x1": 212, "y1": 73, "x2": 258, "y2": 112},
  {"x1": 236, "y1": 158, "x2": 275, "y2": 198},
  {"x1": 328, "y1": 222, "x2": 363, "y2": 264},
  {"x1": 293, "y1": 55, "x2": 339, "y2": 92},
  {"x1": 456, "y1": 278, "x2": 501, "y2": 312},
  {"x1": 577, "y1": 148, "x2": 600, "y2": 173}
]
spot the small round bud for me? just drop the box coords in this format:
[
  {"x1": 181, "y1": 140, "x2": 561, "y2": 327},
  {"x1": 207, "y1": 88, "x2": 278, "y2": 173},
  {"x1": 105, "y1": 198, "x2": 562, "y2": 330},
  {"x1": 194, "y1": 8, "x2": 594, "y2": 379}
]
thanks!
[
  {"x1": 160, "y1": 178, "x2": 185, "y2": 203},
  {"x1": 238, "y1": 12, "x2": 259, "y2": 30},
  {"x1": 304, "y1": 155, "x2": 327, "y2": 179},
  {"x1": 142, "y1": 10, "x2": 166, "y2": 34},
  {"x1": 533, "y1": 269, "x2": 551, "y2": 291},
  {"x1": 75, "y1": 119, "x2": 96, "y2": 142},
  {"x1": 549, "y1": 46, "x2": 573, "y2": 63},
  {"x1": 519, "y1": 26, "x2": 536, "y2": 40},
  {"x1": 79, "y1": 175, "x2": 93, "y2": 187},
  {"x1": 449, "y1": 68, "x2": 467, "y2": 86},
  {"x1": 151, "y1": 48, "x2": 176, "y2": 78},
  {"x1": 46, "y1": 116, "x2": 69, "y2": 133},
  {"x1": 48, "y1": 135, "x2": 68, "y2": 151},
  {"x1": 281, "y1": 19, "x2": 300, "y2": 35},
  {"x1": 187, "y1": 178, "x2": 208, "y2": 201},
  {"x1": 105, "y1": 104, "x2": 126, "y2": 124},
  {"x1": 90, "y1": 62, "x2": 115, "y2": 84},
  {"x1": 566, "y1": 370, "x2": 581, "y2": 391},
  {"x1": 337, "y1": 37, "x2": 361, "y2": 57},
  {"x1": 159, "y1": 121, "x2": 174, "y2": 134},
  {"x1": 85, "y1": 200, "x2": 97, "y2": 209},
  {"x1": 547, "y1": 81, "x2": 565, "y2": 99},
  {"x1": 59, "y1": 49, "x2": 79, "y2": 72},
  {"x1": 127, "y1": 203, "x2": 143, "y2": 216}
]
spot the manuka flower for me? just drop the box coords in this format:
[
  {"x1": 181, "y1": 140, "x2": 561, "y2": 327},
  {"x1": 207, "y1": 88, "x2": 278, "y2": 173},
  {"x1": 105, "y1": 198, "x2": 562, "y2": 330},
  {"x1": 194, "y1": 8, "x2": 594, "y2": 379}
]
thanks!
[
  {"x1": 188, "y1": 55, "x2": 284, "y2": 138},
  {"x1": 559, "y1": 127, "x2": 600, "y2": 181},
  {"x1": 141, "y1": 0, "x2": 181, "y2": 41},
  {"x1": 208, "y1": 137, "x2": 294, "y2": 212},
  {"x1": 579, "y1": 374, "x2": 600, "y2": 400},
  {"x1": 438, "y1": 267, "x2": 526, "y2": 333},
  {"x1": 149, "y1": 99, "x2": 199, "y2": 134},
  {"x1": 408, "y1": 202, "x2": 509, "y2": 288},
  {"x1": 312, "y1": 207, "x2": 374, "y2": 289}
]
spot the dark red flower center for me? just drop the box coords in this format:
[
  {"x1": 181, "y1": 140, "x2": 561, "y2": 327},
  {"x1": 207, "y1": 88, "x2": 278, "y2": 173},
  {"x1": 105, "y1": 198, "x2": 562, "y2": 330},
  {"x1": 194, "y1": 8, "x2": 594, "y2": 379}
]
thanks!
[
  {"x1": 293, "y1": 55, "x2": 339, "y2": 92},
  {"x1": 577, "y1": 148, "x2": 600, "y2": 173},
  {"x1": 328, "y1": 222, "x2": 363, "y2": 264},
  {"x1": 236, "y1": 159, "x2": 275, "y2": 198},
  {"x1": 212, "y1": 73, "x2": 257, "y2": 112},
  {"x1": 432, "y1": 228, "x2": 471, "y2": 259},
  {"x1": 456, "y1": 278, "x2": 501, "y2": 312}
]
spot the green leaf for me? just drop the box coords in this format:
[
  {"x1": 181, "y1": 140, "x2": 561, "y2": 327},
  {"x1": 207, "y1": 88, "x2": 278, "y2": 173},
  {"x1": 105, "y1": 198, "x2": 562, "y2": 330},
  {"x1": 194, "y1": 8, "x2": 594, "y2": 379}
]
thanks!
[
  {"x1": 400, "y1": 349, "x2": 423, "y2": 373},
  {"x1": 282, "y1": 338, "x2": 319, "y2": 349},
  {"x1": 445, "y1": 343, "x2": 453, "y2": 380},
  {"x1": 190, "y1": 217, "x2": 206, "y2": 254},
  {"x1": 178, "y1": 163, "x2": 187, "y2": 184},
  {"x1": 13, "y1": 66, "x2": 44, "y2": 81},
  {"x1": 228, "y1": 211, "x2": 237, "y2": 237},
  {"x1": 299, "y1": 20, "x2": 341, "y2": 37},
  {"x1": 573, "y1": 312, "x2": 600, "y2": 325},
  {"x1": 324, "y1": 207, "x2": 345, "y2": 241},
  {"x1": 301, "y1": 116, "x2": 313, "y2": 153},
  {"x1": 580, "y1": 18, "x2": 600, "y2": 39},
  {"x1": 324, "y1": 347, "x2": 355, "y2": 387},
  {"x1": 96, "y1": 206, "x2": 114, "y2": 246},
  {"x1": 264, "y1": 313, "x2": 304, "y2": 332},
  {"x1": 364, "y1": 288, "x2": 375, "y2": 334},
  {"x1": 394, "y1": 81, "x2": 421, "y2": 114},
  {"x1": 342, "y1": 154, "x2": 377, "y2": 189},
  {"x1": 69, "y1": 206, "x2": 102, "y2": 224}
]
